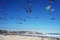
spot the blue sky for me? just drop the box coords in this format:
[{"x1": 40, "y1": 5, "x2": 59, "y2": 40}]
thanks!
[{"x1": 0, "y1": 0, "x2": 60, "y2": 33}]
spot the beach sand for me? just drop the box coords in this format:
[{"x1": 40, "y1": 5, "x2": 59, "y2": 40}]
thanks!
[{"x1": 0, "y1": 35, "x2": 59, "y2": 40}]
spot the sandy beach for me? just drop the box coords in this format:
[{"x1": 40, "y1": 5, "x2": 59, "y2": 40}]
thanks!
[{"x1": 0, "y1": 34, "x2": 59, "y2": 40}]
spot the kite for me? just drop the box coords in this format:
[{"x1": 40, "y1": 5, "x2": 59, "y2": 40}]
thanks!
[
  {"x1": 50, "y1": 0, "x2": 54, "y2": 3},
  {"x1": 49, "y1": 9, "x2": 55, "y2": 15},
  {"x1": 24, "y1": 7, "x2": 29, "y2": 13},
  {"x1": 27, "y1": 1, "x2": 31, "y2": 4},
  {"x1": 19, "y1": 22, "x2": 23, "y2": 24},
  {"x1": 51, "y1": 18, "x2": 55, "y2": 20},
  {"x1": 49, "y1": 12, "x2": 53, "y2": 15},
  {"x1": 46, "y1": 5, "x2": 51, "y2": 10},
  {"x1": 22, "y1": 19, "x2": 26, "y2": 22},
  {"x1": 25, "y1": 0, "x2": 32, "y2": 14},
  {"x1": 0, "y1": 16, "x2": 3, "y2": 19},
  {"x1": 50, "y1": 9, "x2": 55, "y2": 12},
  {"x1": 28, "y1": 7, "x2": 32, "y2": 14},
  {"x1": 34, "y1": 16, "x2": 39, "y2": 19},
  {"x1": 24, "y1": 7, "x2": 32, "y2": 14},
  {"x1": 28, "y1": 17, "x2": 31, "y2": 19}
]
